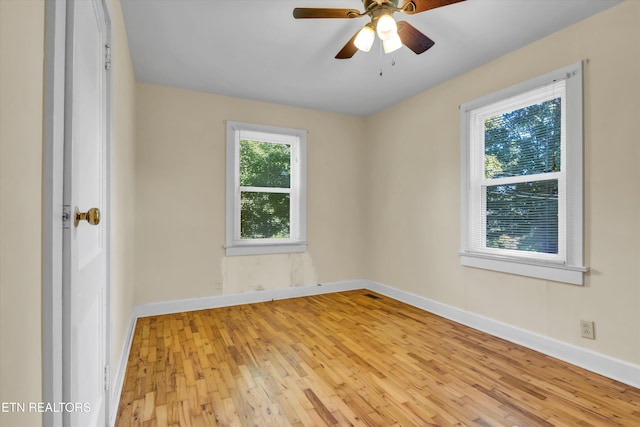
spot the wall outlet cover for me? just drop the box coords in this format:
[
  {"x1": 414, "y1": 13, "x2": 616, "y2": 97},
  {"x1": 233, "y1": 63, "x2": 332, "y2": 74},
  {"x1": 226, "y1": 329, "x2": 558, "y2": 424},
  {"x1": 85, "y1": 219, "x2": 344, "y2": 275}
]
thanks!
[{"x1": 581, "y1": 320, "x2": 595, "y2": 340}]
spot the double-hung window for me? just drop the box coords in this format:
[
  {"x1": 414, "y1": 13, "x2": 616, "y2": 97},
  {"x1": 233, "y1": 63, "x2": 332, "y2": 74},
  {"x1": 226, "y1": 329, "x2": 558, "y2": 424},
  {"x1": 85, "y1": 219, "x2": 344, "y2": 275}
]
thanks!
[
  {"x1": 460, "y1": 62, "x2": 587, "y2": 285},
  {"x1": 225, "y1": 121, "x2": 307, "y2": 256}
]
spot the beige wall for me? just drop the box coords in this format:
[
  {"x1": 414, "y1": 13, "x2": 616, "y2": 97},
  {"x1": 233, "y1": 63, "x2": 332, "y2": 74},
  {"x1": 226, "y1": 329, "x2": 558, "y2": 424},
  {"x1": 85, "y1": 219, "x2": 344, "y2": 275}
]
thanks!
[
  {"x1": 365, "y1": 1, "x2": 640, "y2": 365},
  {"x1": 134, "y1": 84, "x2": 368, "y2": 303},
  {"x1": 0, "y1": 0, "x2": 45, "y2": 425},
  {"x1": 109, "y1": 0, "x2": 137, "y2": 395}
]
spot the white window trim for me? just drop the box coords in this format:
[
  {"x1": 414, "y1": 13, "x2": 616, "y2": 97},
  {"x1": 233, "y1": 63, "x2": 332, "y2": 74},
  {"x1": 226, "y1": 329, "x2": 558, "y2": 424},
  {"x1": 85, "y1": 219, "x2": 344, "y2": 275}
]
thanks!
[
  {"x1": 460, "y1": 62, "x2": 588, "y2": 285},
  {"x1": 225, "y1": 121, "x2": 307, "y2": 256}
]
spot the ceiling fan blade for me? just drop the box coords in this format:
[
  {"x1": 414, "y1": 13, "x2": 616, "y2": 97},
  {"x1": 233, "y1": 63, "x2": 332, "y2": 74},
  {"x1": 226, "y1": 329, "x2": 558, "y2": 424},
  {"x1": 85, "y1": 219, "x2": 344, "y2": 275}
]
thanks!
[
  {"x1": 397, "y1": 21, "x2": 435, "y2": 54},
  {"x1": 335, "y1": 30, "x2": 360, "y2": 59},
  {"x1": 293, "y1": 8, "x2": 361, "y2": 19},
  {"x1": 401, "y1": 0, "x2": 465, "y2": 15}
]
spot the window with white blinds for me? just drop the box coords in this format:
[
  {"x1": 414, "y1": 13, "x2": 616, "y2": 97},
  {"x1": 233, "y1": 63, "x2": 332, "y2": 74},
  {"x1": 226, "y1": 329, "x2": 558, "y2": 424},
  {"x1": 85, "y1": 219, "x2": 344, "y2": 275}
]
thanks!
[{"x1": 460, "y1": 62, "x2": 588, "y2": 285}]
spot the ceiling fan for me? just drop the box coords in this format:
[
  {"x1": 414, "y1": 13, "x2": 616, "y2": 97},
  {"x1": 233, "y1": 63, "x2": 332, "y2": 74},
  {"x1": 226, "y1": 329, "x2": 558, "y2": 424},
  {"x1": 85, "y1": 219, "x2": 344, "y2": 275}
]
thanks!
[{"x1": 293, "y1": 0, "x2": 466, "y2": 59}]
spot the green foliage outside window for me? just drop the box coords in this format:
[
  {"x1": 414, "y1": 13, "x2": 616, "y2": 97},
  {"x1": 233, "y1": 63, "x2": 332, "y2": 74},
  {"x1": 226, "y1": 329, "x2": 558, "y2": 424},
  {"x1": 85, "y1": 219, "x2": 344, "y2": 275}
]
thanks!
[
  {"x1": 239, "y1": 140, "x2": 291, "y2": 239},
  {"x1": 484, "y1": 98, "x2": 561, "y2": 254}
]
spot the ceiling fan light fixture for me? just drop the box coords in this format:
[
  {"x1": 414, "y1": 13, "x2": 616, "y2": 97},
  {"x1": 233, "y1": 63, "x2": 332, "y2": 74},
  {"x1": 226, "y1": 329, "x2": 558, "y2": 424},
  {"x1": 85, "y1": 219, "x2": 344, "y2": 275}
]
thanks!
[
  {"x1": 376, "y1": 13, "x2": 397, "y2": 41},
  {"x1": 354, "y1": 23, "x2": 375, "y2": 52},
  {"x1": 383, "y1": 32, "x2": 402, "y2": 53},
  {"x1": 293, "y1": 0, "x2": 466, "y2": 59}
]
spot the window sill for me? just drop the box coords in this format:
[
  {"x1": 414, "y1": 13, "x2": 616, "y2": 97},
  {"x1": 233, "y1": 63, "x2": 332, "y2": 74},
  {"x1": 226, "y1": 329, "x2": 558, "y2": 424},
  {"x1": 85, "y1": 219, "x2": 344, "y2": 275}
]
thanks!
[
  {"x1": 460, "y1": 252, "x2": 588, "y2": 285},
  {"x1": 225, "y1": 241, "x2": 307, "y2": 257}
]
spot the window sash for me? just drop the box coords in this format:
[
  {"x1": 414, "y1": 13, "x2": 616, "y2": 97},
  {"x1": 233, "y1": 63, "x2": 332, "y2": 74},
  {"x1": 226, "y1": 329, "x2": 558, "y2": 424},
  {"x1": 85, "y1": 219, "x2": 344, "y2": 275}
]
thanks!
[
  {"x1": 234, "y1": 135, "x2": 299, "y2": 243},
  {"x1": 470, "y1": 181, "x2": 566, "y2": 261},
  {"x1": 237, "y1": 186, "x2": 296, "y2": 242},
  {"x1": 468, "y1": 81, "x2": 567, "y2": 262},
  {"x1": 478, "y1": 181, "x2": 563, "y2": 260}
]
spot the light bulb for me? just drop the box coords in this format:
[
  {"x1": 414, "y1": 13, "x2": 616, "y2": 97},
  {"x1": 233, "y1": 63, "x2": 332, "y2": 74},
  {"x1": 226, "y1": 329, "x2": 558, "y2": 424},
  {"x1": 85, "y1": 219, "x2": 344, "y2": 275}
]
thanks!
[
  {"x1": 376, "y1": 13, "x2": 397, "y2": 41},
  {"x1": 383, "y1": 33, "x2": 402, "y2": 53},
  {"x1": 354, "y1": 24, "x2": 375, "y2": 52}
]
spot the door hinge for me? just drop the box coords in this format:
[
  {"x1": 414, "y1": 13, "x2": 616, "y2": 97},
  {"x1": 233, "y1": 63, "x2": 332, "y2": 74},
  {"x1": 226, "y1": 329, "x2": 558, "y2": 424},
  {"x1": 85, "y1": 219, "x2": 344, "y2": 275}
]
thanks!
[
  {"x1": 104, "y1": 365, "x2": 110, "y2": 391},
  {"x1": 105, "y1": 44, "x2": 112, "y2": 70},
  {"x1": 62, "y1": 205, "x2": 71, "y2": 229}
]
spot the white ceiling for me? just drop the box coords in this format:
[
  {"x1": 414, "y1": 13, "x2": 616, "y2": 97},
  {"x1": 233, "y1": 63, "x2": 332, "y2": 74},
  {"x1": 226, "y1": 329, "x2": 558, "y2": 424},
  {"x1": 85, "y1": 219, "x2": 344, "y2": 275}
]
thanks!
[{"x1": 120, "y1": 0, "x2": 621, "y2": 117}]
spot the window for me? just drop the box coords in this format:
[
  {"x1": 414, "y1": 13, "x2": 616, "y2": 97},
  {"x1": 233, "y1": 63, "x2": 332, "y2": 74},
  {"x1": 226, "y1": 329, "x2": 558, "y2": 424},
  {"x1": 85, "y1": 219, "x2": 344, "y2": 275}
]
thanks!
[
  {"x1": 225, "y1": 121, "x2": 307, "y2": 256},
  {"x1": 460, "y1": 62, "x2": 587, "y2": 285}
]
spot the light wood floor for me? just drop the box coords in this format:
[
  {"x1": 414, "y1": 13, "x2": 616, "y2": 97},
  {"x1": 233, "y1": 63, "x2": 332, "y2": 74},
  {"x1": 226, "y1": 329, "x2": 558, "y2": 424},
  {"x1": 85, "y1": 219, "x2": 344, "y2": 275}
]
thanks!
[{"x1": 115, "y1": 290, "x2": 640, "y2": 426}]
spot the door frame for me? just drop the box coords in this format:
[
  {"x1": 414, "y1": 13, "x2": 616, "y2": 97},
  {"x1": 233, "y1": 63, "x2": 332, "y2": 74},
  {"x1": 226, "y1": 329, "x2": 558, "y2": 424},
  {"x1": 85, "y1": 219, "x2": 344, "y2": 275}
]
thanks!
[{"x1": 43, "y1": 1, "x2": 113, "y2": 426}]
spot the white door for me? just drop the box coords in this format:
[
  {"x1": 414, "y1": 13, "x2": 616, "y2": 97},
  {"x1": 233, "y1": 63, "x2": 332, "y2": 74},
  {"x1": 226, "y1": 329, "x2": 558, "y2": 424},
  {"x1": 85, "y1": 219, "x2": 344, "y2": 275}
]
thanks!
[{"x1": 63, "y1": 0, "x2": 110, "y2": 426}]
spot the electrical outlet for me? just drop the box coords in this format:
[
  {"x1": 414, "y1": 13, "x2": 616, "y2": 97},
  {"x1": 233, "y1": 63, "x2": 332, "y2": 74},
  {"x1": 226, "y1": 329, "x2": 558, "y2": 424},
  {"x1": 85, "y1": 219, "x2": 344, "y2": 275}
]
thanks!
[
  {"x1": 215, "y1": 279, "x2": 222, "y2": 290},
  {"x1": 580, "y1": 320, "x2": 595, "y2": 339}
]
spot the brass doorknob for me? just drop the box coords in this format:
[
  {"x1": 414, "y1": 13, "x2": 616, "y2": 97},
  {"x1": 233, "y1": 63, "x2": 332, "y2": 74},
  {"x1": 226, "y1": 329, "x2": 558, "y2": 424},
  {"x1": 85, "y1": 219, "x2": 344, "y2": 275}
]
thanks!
[{"x1": 74, "y1": 207, "x2": 101, "y2": 227}]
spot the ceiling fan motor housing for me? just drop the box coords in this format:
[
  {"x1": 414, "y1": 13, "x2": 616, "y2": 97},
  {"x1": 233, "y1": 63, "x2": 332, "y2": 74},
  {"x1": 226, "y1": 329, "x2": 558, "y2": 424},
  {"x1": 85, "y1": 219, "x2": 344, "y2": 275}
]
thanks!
[
  {"x1": 364, "y1": 0, "x2": 400, "y2": 8},
  {"x1": 364, "y1": 0, "x2": 400, "y2": 14}
]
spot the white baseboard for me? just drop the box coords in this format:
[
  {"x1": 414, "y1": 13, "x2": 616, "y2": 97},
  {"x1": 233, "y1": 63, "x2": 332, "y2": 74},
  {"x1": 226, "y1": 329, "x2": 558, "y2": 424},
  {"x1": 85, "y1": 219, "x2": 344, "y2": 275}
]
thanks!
[
  {"x1": 109, "y1": 311, "x2": 138, "y2": 427},
  {"x1": 365, "y1": 280, "x2": 640, "y2": 389},
  {"x1": 110, "y1": 278, "x2": 640, "y2": 425},
  {"x1": 132, "y1": 279, "x2": 367, "y2": 319}
]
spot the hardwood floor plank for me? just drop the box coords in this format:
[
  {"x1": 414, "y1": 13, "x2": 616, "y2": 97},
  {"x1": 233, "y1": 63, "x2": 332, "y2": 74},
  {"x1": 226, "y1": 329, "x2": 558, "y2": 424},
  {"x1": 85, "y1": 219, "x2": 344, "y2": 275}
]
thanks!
[
  {"x1": 155, "y1": 404, "x2": 168, "y2": 427},
  {"x1": 303, "y1": 388, "x2": 339, "y2": 425},
  {"x1": 143, "y1": 391, "x2": 155, "y2": 421},
  {"x1": 116, "y1": 291, "x2": 640, "y2": 426}
]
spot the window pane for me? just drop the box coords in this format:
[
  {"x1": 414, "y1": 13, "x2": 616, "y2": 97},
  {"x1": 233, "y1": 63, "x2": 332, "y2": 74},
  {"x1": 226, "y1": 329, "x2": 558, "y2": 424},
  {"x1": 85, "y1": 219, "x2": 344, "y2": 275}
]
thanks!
[
  {"x1": 486, "y1": 180, "x2": 558, "y2": 254},
  {"x1": 240, "y1": 140, "x2": 291, "y2": 188},
  {"x1": 241, "y1": 192, "x2": 290, "y2": 239},
  {"x1": 484, "y1": 98, "x2": 561, "y2": 179}
]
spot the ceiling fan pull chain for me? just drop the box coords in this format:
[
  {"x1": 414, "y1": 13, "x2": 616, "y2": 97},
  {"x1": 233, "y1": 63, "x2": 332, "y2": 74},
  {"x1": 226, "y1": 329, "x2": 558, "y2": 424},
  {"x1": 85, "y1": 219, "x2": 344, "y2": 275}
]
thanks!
[{"x1": 379, "y1": 40, "x2": 384, "y2": 76}]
